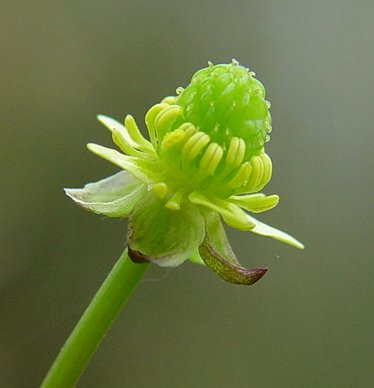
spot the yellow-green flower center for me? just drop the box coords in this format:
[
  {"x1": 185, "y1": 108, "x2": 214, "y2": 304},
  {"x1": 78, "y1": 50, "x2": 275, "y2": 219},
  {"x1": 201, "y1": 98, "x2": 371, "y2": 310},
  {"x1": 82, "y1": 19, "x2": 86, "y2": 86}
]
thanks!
[{"x1": 142, "y1": 61, "x2": 273, "y2": 210}]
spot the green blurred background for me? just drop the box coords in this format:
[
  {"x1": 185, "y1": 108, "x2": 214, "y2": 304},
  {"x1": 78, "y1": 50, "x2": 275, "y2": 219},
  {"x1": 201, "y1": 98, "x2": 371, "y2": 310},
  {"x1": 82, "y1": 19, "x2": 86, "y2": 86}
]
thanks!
[{"x1": 1, "y1": 1, "x2": 373, "y2": 387}]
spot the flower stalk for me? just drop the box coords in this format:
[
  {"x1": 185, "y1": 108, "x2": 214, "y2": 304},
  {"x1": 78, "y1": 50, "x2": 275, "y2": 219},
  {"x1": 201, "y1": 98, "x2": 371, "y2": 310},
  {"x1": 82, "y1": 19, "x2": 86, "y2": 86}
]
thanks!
[{"x1": 41, "y1": 249, "x2": 149, "y2": 388}]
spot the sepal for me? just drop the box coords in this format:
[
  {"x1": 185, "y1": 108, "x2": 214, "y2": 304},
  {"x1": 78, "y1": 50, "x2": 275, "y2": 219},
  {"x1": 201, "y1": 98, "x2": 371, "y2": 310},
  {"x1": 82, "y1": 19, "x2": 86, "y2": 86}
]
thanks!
[
  {"x1": 64, "y1": 171, "x2": 146, "y2": 217},
  {"x1": 188, "y1": 248, "x2": 205, "y2": 265},
  {"x1": 198, "y1": 212, "x2": 267, "y2": 285},
  {"x1": 127, "y1": 192, "x2": 205, "y2": 267}
]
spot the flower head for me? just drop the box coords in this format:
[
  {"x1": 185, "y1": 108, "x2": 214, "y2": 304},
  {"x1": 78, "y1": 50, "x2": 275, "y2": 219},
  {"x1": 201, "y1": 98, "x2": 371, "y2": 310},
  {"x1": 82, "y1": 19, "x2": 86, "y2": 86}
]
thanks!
[{"x1": 65, "y1": 60, "x2": 303, "y2": 285}]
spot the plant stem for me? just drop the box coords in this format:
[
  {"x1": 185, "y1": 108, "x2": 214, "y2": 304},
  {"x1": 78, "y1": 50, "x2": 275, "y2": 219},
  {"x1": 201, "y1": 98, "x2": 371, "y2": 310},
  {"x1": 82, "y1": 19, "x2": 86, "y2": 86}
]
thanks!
[{"x1": 41, "y1": 248, "x2": 149, "y2": 388}]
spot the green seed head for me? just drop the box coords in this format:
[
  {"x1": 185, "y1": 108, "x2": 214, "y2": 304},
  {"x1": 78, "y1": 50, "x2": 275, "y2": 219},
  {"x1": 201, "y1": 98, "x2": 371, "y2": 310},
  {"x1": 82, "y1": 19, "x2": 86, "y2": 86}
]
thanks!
[{"x1": 176, "y1": 60, "x2": 271, "y2": 161}]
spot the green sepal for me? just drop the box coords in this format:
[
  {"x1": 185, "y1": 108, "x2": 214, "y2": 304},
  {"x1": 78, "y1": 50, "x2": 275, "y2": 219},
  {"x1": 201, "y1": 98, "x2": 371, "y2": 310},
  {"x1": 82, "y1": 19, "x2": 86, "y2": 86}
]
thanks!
[
  {"x1": 127, "y1": 192, "x2": 205, "y2": 267},
  {"x1": 247, "y1": 214, "x2": 305, "y2": 249},
  {"x1": 64, "y1": 171, "x2": 146, "y2": 217},
  {"x1": 189, "y1": 191, "x2": 255, "y2": 231},
  {"x1": 198, "y1": 211, "x2": 267, "y2": 285},
  {"x1": 188, "y1": 248, "x2": 205, "y2": 265}
]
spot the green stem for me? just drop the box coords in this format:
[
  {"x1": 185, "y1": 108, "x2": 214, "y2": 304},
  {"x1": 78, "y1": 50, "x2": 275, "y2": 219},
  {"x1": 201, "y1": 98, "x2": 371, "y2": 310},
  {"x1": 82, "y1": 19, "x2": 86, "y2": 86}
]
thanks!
[{"x1": 41, "y1": 249, "x2": 149, "y2": 388}]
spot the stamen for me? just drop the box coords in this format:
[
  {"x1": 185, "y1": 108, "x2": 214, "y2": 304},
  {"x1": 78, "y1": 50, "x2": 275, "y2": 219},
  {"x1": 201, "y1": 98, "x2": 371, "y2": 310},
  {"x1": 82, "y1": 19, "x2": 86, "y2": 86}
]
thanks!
[
  {"x1": 165, "y1": 189, "x2": 184, "y2": 210},
  {"x1": 230, "y1": 194, "x2": 279, "y2": 213},
  {"x1": 145, "y1": 103, "x2": 169, "y2": 147},
  {"x1": 199, "y1": 143, "x2": 224, "y2": 175},
  {"x1": 258, "y1": 153, "x2": 272, "y2": 189},
  {"x1": 161, "y1": 129, "x2": 186, "y2": 152},
  {"x1": 111, "y1": 128, "x2": 137, "y2": 156},
  {"x1": 225, "y1": 137, "x2": 245, "y2": 168},
  {"x1": 182, "y1": 132, "x2": 210, "y2": 161},
  {"x1": 249, "y1": 155, "x2": 264, "y2": 191},
  {"x1": 162, "y1": 96, "x2": 177, "y2": 104},
  {"x1": 124, "y1": 115, "x2": 153, "y2": 152},
  {"x1": 154, "y1": 105, "x2": 181, "y2": 129},
  {"x1": 179, "y1": 122, "x2": 198, "y2": 138},
  {"x1": 152, "y1": 182, "x2": 168, "y2": 199},
  {"x1": 228, "y1": 162, "x2": 252, "y2": 189}
]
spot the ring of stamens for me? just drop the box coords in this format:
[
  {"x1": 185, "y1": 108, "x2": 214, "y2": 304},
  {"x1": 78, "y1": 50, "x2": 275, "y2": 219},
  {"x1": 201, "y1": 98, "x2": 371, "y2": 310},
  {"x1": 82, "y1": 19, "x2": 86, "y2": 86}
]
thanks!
[{"x1": 146, "y1": 102, "x2": 273, "y2": 208}]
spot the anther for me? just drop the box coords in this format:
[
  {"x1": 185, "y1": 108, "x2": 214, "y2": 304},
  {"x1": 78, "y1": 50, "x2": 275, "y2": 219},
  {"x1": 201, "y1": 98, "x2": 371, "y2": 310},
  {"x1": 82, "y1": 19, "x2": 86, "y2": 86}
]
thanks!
[
  {"x1": 258, "y1": 153, "x2": 272, "y2": 189},
  {"x1": 199, "y1": 143, "x2": 224, "y2": 175},
  {"x1": 162, "y1": 96, "x2": 177, "y2": 104},
  {"x1": 152, "y1": 182, "x2": 168, "y2": 199},
  {"x1": 161, "y1": 129, "x2": 186, "y2": 152},
  {"x1": 228, "y1": 162, "x2": 252, "y2": 189},
  {"x1": 225, "y1": 137, "x2": 245, "y2": 167},
  {"x1": 154, "y1": 105, "x2": 181, "y2": 129},
  {"x1": 243, "y1": 156, "x2": 262, "y2": 192},
  {"x1": 145, "y1": 103, "x2": 169, "y2": 146},
  {"x1": 165, "y1": 189, "x2": 184, "y2": 210},
  {"x1": 182, "y1": 132, "x2": 210, "y2": 161},
  {"x1": 124, "y1": 115, "x2": 153, "y2": 152},
  {"x1": 111, "y1": 128, "x2": 135, "y2": 155},
  {"x1": 179, "y1": 122, "x2": 198, "y2": 138}
]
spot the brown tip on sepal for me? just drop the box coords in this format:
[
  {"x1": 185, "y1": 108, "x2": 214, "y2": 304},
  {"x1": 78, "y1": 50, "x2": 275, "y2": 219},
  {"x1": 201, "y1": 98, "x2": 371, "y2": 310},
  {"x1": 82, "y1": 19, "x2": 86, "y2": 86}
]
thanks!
[
  {"x1": 242, "y1": 267, "x2": 268, "y2": 285},
  {"x1": 198, "y1": 239, "x2": 268, "y2": 286},
  {"x1": 127, "y1": 246, "x2": 151, "y2": 264}
]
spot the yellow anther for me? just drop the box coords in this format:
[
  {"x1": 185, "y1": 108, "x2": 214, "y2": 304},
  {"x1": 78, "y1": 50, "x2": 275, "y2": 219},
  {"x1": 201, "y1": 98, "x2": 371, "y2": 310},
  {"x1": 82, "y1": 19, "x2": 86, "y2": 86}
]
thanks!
[
  {"x1": 189, "y1": 135, "x2": 211, "y2": 161},
  {"x1": 124, "y1": 115, "x2": 150, "y2": 149},
  {"x1": 145, "y1": 103, "x2": 169, "y2": 146},
  {"x1": 165, "y1": 190, "x2": 184, "y2": 210},
  {"x1": 152, "y1": 182, "x2": 168, "y2": 199},
  {"x1": 258, "y1": 153, "x2": 272, "y2": 189},
  {"x1": 230, "y1": 193, "x2": 279, "y2": 213},
  {"x1": 228, "y1": 162, "x2": 252, "y2": 189},
  {"x1": 161, "y1": 129, "x2": 186, "y2": 152},
  {"x1": 180, "y1": 122, "x2": 198, "y2": 138},
  {"x1": 154, "y1": 105, "x2": 181, "y2": 129},
  {"x1": 245, "y1": 156, "x2": 263, "y2": 192},
  {"x1": 199, "y1": 143, "x2": 224, "y2": 175},
  {"x1": 182, "y1": 132, "x2": 210, "y2": 161},
  {"x1": 162, "y1": 96, "x2": 177, "y2": 104},
  {"x1": 111, "y1": 128, "x2": 135, "y2": 155},
  {"x1": 225, "y1": 137, "x2": 245, "y2": 167}
]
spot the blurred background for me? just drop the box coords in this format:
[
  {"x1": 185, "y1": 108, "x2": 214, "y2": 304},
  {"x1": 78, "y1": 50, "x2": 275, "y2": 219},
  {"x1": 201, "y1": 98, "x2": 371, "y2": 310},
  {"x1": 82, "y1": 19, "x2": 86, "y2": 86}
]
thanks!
[{"x1": 1, "y1": 1, "x2": 373, "y2": 387}]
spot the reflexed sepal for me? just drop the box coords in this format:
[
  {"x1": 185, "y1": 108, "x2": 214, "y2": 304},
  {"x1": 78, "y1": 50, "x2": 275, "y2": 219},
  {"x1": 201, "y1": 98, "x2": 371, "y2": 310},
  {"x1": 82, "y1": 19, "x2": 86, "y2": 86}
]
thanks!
[
  {"x1": 127, "y1": 191, "x2": 205, "y2": 267},
  {"x1": 198, "y1": 212, "x2": 267, "y2": 285},
  {"x1": 64, "y1": 171, "x2": 146, "y2": 217}
]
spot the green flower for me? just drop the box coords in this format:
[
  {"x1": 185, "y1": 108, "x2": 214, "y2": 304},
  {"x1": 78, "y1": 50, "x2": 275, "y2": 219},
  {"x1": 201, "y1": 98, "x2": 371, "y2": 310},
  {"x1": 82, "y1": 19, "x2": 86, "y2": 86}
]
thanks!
[{"x1": 65, "y1": 60, "x2": 303, "y2": 285}]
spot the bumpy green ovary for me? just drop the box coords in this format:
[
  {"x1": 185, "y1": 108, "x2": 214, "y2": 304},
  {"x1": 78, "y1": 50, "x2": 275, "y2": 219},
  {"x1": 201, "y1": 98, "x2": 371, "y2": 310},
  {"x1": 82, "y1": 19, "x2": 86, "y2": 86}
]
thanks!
[
  {"x1": 145, "y1": 61, "x2": 273, "y2": 208},
  {"x1": 177, "y1": 61, "x2": 271, "y2": 161}
]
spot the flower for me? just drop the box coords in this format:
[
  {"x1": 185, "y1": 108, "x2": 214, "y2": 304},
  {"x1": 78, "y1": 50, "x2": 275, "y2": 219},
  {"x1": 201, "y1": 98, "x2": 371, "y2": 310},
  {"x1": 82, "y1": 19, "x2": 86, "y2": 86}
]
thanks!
[{"x1": 65, "y1": 60, "x2": 303, "y2": 285}]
